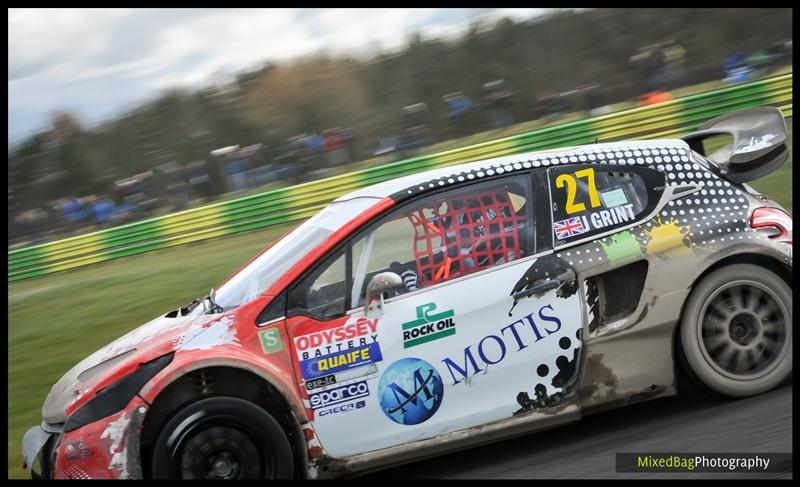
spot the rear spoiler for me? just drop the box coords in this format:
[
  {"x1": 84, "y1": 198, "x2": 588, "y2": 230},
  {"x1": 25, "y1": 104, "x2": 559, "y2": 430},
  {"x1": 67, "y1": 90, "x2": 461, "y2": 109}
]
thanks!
[{"x1": 681, "y1": 107, "x2": 789, "y2": 184}]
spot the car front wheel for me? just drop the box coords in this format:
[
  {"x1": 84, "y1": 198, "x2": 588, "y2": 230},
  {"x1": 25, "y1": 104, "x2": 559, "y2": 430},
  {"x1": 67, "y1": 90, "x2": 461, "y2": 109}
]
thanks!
[
  {"x1": 679, "y1": 263, "x2": 792, "y2": 397},
  {"x1": 150, "y1": 396, "x2": 293, "y2": 479}
]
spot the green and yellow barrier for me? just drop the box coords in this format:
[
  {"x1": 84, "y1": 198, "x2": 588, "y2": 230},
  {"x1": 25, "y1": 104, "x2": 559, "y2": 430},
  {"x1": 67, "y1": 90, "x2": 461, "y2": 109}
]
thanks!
[{"x1": 8, "y1": 73, "x2": 792, "y2": 281}]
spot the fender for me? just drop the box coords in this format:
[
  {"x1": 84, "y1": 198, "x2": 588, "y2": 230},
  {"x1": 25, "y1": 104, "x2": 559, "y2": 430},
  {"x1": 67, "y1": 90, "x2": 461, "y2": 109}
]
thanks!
[{"x1": 138, "y1": 353, "x2": 309, "y2": 423}]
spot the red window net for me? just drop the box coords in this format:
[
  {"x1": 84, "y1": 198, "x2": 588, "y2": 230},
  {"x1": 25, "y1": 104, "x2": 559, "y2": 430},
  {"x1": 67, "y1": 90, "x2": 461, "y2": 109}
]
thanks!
[{"x1": 407, "y1": 188, "x2": 527, "y2": 287}]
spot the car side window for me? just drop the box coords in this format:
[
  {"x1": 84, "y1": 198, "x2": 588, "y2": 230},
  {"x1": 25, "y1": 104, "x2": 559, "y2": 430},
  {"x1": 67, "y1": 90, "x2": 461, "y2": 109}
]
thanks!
[
  {"x1": 287, "y1": 249, "x2": 348, "y2": 320},
  {"x1": 548, "y1": 164, "x2": 665, "y2": 245},
  {"x1": 351, "y1": 176, "x2": 534, "y2": 308}
]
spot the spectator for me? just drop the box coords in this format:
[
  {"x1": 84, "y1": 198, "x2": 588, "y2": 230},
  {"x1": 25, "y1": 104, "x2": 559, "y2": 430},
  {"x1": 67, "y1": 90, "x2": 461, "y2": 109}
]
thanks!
[
  {"x1": 662, "y1": 40, "x2": 687, "y2": 90},
  {"x1": 324, "y1": 127, "x2": 348, "y2": 166},
  {"x1": 484, "y1": 80, "x2": 515, "y2": 130},
  {"x1": 227, "y1": 153, "x2": 248, "y2": 193},
  {"x1": 61, "y1": 197, "x2": 89, "y2": 235},
  {"x1": 723, "y1": 52, "x2": 752, "y2": 84},
  {"x1": 186, "y1": 160, "x2": 212, "y2": 201},
  {"x1": 443, "y1": 92, "x2": 474, "y2": 138},
  {"x1": 401, "y1": 103, "x2": 431, "y2": 154},
  {"x1": 90, "y1": 196, "x2": 116, "y2": 228}
]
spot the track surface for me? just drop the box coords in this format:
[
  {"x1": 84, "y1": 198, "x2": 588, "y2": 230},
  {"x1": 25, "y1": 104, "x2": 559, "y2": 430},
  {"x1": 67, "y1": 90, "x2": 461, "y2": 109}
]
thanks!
[{"x1": 366, "y1": 382, "x2": 792, "y2": 479}]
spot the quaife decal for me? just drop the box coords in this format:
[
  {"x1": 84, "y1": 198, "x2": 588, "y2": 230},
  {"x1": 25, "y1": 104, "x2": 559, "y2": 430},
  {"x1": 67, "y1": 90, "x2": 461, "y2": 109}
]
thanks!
[
  {"x1": 402, "y1": 303, "x2": 456, "y2": 349},
  {"x1": 441, "y1": 303, "x2": 566, "y2": 385},
  {"x1": 379, "y1": 358, "x2": 444, "y2": 425},
  {"x1": 258, "y1": 328, "x2": 283, "y2": 354},
  {"x1": 294, "y1": 317, "x2": 383, "y2": 381},
  {"x1": 300, "y1": 343, "x2": 382, "y2": 380},
  {"x1": 319, "y1": 400, "x2": 366, "y2": 417},
  {"x1": 309, "y1": 381, "x2": 370, "y2": 410},
  {"x1": 555, "y1": 204, "x2": 636, "y2": 240}
]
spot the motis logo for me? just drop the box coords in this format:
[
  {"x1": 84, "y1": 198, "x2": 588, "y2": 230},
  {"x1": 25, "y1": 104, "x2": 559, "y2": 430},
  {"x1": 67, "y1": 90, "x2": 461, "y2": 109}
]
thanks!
[{"x1": 378, "y1": 358, "x2": 444, "y2": 425}]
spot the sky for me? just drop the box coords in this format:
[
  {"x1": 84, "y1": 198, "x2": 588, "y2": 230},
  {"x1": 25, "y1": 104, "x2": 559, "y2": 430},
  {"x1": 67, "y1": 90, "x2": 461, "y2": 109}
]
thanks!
[{"x1": 8, "y1": 8, "x2": 550, "y2": 145}]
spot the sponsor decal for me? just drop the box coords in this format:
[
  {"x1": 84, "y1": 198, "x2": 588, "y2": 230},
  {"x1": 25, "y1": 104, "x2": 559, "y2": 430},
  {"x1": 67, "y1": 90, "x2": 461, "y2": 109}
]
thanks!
[
  {"x1": 555, "y1": 204, "x2": 636, "y2": 240},
  {"x1": 318, "y1": 400, "x2": 366, "y2": 417},
  {"x1": 306, "y1": 374, "x2": 336, "y2": 391},
  {"x1": 441, "y1": 303, "x2": 568, "y2": 385},
  {"x1": 642, "y1": 215, "x2": 692, "y2": 257},
  {"x1": 378, "y1": 358, "x2": 444, "y2": 425},
  {"x1": 294, "y1": 317, "x2": 379, "y2": 359},
  {"x1": 599, "y1": 230, "x2": 642, "y2": 263},
  {"x1": 402, "y1": 303, "x2": 456, "y2": 349},
  {"x1": 309, "y1": 381, "x2": 370, "y2": 410},
  {"x1": 294, "y1": 317, "x2": 383, "y2": 381},
  {"x1": 258, "y1": 328, "x2": 283, "y2": 354},
  {"x1": 300, "y1": 343, "x2": 382, "y2": 380},
  {"x1": 600, "y1": 187, "x2": 629, "y2": 208},
  {"x1": 554, "y1": 216, "x2": 587, "y2": 239}
]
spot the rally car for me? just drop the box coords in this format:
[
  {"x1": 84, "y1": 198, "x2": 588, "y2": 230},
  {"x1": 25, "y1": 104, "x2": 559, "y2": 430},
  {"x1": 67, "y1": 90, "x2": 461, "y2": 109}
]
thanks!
[{"x1": 23, "y1": 107, "x2": 792, "y2": 479}]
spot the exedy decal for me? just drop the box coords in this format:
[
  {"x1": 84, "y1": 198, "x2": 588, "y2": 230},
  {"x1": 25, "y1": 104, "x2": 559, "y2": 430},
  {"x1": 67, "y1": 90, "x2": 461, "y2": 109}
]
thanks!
[{"x1": 402, "y1": 303, "x2": 456, "y2": 348}]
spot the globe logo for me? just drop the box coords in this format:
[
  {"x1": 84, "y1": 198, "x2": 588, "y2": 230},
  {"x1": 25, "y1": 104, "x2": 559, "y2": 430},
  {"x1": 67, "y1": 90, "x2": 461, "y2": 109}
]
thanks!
[{"x1": 378, "y1": 357, "x2": 444, "y2": 425}]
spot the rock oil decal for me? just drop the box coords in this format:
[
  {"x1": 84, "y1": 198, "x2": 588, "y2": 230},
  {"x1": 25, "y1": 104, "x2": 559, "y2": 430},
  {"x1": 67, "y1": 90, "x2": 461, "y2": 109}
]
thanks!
[{"x1": 402, "y1": 303, "x2": 456, "y2": 349}]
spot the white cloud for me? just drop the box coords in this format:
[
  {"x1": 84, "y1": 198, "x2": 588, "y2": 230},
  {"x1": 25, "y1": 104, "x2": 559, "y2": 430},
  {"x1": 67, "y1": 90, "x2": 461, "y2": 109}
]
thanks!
[{"x1": 8, "y1": 8, "x2": 547, "y2": 144}]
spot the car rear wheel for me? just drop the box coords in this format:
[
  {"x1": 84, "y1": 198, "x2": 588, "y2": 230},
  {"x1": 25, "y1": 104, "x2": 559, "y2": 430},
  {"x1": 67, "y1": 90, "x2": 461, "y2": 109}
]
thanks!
[
  {"x1": 150, "y1": 396, "x2": 293, "y2": 479},
  {"x1": 679, "y1": 263, "x2": 792, "y2": 397}
]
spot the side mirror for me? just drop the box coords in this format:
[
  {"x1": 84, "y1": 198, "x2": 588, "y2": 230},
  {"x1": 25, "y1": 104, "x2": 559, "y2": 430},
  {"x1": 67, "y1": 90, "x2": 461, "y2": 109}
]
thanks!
[{"x1": 365, "y1": 272, "x2": 404, "y2": 318}]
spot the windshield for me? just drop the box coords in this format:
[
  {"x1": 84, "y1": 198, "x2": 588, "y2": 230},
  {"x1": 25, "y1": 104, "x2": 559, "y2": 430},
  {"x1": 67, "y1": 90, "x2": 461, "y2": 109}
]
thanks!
[{"x1": 214, "y1": 197, "x2": 381, "y2": 309}]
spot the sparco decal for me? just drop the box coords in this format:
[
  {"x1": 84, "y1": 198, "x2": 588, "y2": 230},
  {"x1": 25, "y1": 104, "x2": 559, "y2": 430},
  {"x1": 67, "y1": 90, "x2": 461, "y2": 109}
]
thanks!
[
  {"x1": 318, "y1": 400, "x2": 366, "y2": 417},
  {"x1": 441, "y1": 304, "x2": 566, "y2": 385},
  {"x1": 309, "y1": 381, "x2": 370, "y2": 410},
  {"x1": 402, "y1": 303, "x2": 456, "y2": 349}
]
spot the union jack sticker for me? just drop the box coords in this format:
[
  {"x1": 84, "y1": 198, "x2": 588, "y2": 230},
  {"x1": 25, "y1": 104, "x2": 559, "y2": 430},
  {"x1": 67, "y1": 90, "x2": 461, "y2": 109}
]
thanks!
[{"x1": 554, "y1": 216, "x2": 587, "y2": 240}]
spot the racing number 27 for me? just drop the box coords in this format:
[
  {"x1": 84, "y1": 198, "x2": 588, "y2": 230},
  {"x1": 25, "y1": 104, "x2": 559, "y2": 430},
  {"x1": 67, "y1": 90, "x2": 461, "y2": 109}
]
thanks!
[{"x1": 555, "y1": 168, "x2": 601, "y2": 214}]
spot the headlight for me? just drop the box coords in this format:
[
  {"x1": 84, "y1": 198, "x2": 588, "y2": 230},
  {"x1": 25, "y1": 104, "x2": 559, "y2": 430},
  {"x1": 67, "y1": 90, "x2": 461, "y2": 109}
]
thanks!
[{"x1": 64, "y1": 353, "x2": 174, "y2": 432}]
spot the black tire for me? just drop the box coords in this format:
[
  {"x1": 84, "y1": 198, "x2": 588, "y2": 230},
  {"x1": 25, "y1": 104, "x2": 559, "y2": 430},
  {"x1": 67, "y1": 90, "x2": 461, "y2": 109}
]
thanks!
[
  {"x1": 679, "y1": 263, "x2": 792, "y2": 398},
  {"x1": 150, "y1": 396, "x2": 293, "y2": 479}
]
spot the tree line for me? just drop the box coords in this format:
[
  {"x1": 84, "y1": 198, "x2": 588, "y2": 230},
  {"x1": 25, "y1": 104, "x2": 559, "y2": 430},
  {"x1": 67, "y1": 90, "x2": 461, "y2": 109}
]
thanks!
[{"x1": 8, "y1": 8, "x2": 792, "y2": 221}]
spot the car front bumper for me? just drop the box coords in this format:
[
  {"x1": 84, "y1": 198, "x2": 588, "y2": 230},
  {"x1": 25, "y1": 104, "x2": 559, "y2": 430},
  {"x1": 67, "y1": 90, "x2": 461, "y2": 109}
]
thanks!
[{"x1": 21, "y1": 395, "x2": 148, "y2": 479}]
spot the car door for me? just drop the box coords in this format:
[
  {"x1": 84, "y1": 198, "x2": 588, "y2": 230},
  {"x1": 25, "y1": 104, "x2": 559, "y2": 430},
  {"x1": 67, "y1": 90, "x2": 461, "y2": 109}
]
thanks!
[{"x1": 284, "y1": 173, "x2": 585, "y2": 458}]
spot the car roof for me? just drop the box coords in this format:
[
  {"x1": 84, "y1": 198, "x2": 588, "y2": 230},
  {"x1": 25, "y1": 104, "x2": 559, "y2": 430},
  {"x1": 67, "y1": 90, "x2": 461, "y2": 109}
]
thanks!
[{"x1": 334, "y1": 138, "x2": 692, "y2": 202}]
